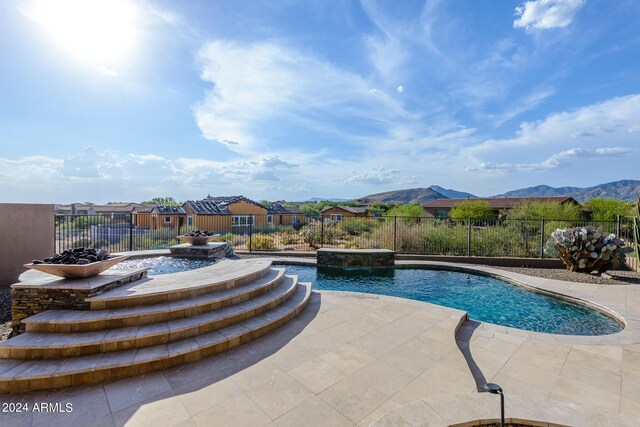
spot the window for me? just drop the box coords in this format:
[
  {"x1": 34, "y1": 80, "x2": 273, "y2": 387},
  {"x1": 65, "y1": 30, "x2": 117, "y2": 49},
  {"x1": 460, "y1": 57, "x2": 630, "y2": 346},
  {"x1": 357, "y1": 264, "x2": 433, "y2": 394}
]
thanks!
[
  {"x1": 291, "y1": 215, "x2": 299, "y2": 224},
  {"x1": 231, "y1": 215, "x2": 254, "y2": 227},
  {"x1": 187, "y1": 216, "x2": 193, "y2": 226},
  {"x1": 435, "y1": 208, "x2": 449, "y2": 219},
  {"x1": 164, "y1": 216, "x2": 172, "y2": 223},
  {"x1": 330, "y1": 214, "x2": 342, "y2": 222},
  {"x1": 267, "y1": 215, "x2": 273, "y2": 224}
]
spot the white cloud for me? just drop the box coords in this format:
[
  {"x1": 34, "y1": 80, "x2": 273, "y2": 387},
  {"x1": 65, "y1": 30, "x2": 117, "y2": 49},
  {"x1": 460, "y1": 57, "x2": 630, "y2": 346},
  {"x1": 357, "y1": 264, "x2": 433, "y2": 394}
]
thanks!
[
  {"x1": 260, "y1": 156, "x2": 298, "y2": 169},
  {"x1": 251, "y1": 170, "x2": 280, "y2": 182},
  {"x1": 194, "y1": 40, "x2": 408, "y2": 154},
  {"x1": 468, "y1": 147, "x2": 638, "y2": 173},
  {"x1": 396, "y1": 85, "x2": 404, "y2": 93},
  {"x1": 343, "y1": 167, "x2": 400, "y2": 185},
  {"x1": 60, "y1": 146, "x2": 119, "y2": 178},
  {"x1": 471, "y1": 94, "x2": 640, "y2": 154},
  {"x1": 514, "y1": 0, "x2": 585, "y2": 30}
]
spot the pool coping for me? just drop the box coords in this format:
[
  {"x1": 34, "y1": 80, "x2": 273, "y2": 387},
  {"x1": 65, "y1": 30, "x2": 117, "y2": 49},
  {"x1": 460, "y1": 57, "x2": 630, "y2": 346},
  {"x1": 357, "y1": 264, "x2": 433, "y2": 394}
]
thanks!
[{"x1": 268, "y1": 257, "x2": 639, "y2": 346}]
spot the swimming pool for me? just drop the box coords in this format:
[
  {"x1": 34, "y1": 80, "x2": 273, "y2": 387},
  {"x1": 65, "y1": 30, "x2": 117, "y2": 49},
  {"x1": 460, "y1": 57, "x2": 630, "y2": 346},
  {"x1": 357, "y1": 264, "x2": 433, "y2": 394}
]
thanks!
[
  {"x1": 283, "y1": 265, "x2": 623, "y2": 336},
  {"x1": 112, "y1": 256, "x2": 217, "y2": 276}
]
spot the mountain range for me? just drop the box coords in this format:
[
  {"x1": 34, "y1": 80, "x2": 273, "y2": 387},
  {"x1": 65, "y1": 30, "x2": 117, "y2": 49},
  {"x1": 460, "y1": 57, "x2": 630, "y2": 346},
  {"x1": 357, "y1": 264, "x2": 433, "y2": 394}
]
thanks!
[{"x1": 353, "y1": 180, "x2": 640, "y2": 204}]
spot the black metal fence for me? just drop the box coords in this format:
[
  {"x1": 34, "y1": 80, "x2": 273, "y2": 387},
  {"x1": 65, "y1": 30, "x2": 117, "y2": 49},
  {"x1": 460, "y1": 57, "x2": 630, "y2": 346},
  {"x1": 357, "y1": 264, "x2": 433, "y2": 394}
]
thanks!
[{"x1": 54, "y1": 213, "x2": 637, "y2": 262}]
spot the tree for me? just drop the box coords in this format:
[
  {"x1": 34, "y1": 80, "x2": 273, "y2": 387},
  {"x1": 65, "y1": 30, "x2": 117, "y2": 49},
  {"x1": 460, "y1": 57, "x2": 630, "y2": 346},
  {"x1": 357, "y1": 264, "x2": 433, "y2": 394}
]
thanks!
[
  {"x1": 368, "y1": 202, "x2": 393, "y2": 216},
  {"x1": 385, "y1": 203, "x2": 423, "y2": 218},
  {"x1": 449, "y1": 200, "x2": 496, "y2": 220},
  {"x1": 506, "y1": 201, "x2": 583, "y2": 221},
  {"x1": 260, "y1": 200, "x2": 271, "y2": 207},
  {"x1": 583, "y1": 198, "x2": 634, "y2": 222},
  {"x1": 142, "y1": 197, "x2": 181, "y2": 206}
]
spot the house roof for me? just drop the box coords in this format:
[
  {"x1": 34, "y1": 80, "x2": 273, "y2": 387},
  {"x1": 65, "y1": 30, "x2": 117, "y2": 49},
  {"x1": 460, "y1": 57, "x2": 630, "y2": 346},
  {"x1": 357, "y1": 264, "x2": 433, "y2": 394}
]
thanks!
[
  {"x1": 153, "y1": 205, "x2": 186, "y2": 214},
  {"x1": 132, "y1": 205, "x2": 154, "y2": 213},
  {"x1": 93, "y1": 203, "x2": 148, "y2": 213},
  {"x1": 320, "y1": 205, "x2": 369, "y2": 214},
  {"x1": 184, "y1": 196, "x2": 264, "y2": 215},
  {"x1": 421, "y1": 196, "x2": 578, "y2": 209},
  {"x1": 266, "y1": 203, "x2": 304, "y2": 215}
]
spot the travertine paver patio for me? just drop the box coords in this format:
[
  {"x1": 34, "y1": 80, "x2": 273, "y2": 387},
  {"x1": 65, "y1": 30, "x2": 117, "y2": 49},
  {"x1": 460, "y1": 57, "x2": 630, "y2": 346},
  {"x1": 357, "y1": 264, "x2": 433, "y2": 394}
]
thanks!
[{"x1": 1, "y1": 259, "x2": 639, "y2": 426}]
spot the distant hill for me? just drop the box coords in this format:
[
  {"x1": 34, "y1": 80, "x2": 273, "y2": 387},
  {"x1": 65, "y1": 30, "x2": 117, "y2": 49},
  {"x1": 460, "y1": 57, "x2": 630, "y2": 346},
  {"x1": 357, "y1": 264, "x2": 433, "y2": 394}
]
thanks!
[
  {"x1": 494, "y1": 180, "x2": 640, "y2": 202},
  {"x1": 429, "y1": 185, "x2": 477, "y2": 199},
  {"x1": 307, "y1": 197, "x2": 351, "y2": 202},
  {"x1": 356, "y1": 187, "x2": 447, "y2": 204}
]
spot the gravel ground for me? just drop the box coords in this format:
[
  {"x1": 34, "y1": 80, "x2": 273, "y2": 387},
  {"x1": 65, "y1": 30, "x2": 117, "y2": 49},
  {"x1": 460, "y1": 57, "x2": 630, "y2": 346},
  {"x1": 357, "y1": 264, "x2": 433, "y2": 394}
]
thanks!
[
  {"x1": 0, "y1": 286, "x2": 12, "y2": 342},
  {"x1": 491, "y1": 266, "x2": 640, "y2": 285}
]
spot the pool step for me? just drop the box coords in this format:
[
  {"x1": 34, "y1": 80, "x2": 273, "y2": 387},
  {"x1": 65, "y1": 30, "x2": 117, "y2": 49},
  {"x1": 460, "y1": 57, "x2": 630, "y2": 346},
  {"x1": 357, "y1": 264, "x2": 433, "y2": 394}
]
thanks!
[
  {"x1": 0, "y1": 275, "x2": 298, "y2": 359},
  {"x1": 0, "y1": 283, "x2": 311, "y2": 393},
  {"x1": 22, "y1": 268, "x2": 285, "y2": 333},
  {"x1": 86, "y1": 258, "x2": 274, "y2": 309}
]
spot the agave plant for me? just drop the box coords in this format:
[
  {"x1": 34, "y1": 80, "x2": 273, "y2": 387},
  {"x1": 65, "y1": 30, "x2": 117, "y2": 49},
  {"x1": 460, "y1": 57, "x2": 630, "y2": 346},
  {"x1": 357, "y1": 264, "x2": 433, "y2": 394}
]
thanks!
[{"x1": 544, "y1": 225, "x2": 633, "y2": 273}]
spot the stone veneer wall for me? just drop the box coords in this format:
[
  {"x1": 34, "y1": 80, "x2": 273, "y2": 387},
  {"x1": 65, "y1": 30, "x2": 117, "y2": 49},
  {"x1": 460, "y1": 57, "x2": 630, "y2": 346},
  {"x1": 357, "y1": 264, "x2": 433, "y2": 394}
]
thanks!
[
  {"x1": 11, "y1": 270, "x2": 147, "y2": 335},
  {"x1": 317, "y1": 249, "x2": 395, "y2": 268},
  {"x1": 169, "y1": 242, "x2": 228, "y2": 259}
]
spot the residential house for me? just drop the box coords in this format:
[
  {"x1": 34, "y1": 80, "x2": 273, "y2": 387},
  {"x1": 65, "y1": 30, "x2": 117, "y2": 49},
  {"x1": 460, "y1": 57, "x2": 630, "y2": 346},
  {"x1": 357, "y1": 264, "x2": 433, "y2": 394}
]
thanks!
[
  {"x1": 182, "y1": 196, "x2": 305, "y2": 232},
  {"x1": 133, "y1": 205, "x2": 187, "y2": 229},
  {"x1": 421, "y1": 196, "x2": 579, "y2": 219},
  {"x1": 320, "y1": 205, "x2": 370, "y2": 222},
  {"x1": 54, "y1": 203, "x2": 96, "y2": 215}
]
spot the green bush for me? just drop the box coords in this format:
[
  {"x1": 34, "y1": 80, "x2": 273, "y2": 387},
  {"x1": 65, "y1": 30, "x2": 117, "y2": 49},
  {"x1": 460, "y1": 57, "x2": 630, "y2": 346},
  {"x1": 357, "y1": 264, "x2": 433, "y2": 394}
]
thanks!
[
  {"x1": 247, "y1": 234, "x2": 276, "y2": 251},
  {"x1": 449, "y1": 200, "x2": 496, "y2": 220},
  {"x1": 583, "y1": 198, "x2": 634, "y2": 222},
  {"x1": 385, "y1": 204, "x2": 423, "y2": 219}
]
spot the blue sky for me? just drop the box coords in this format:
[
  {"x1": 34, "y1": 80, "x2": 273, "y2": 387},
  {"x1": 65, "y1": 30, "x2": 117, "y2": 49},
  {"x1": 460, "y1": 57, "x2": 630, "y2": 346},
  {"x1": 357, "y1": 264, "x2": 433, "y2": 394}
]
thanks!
[{"x1": 0, "y1": 0, "x2": 639, "y2": 204}]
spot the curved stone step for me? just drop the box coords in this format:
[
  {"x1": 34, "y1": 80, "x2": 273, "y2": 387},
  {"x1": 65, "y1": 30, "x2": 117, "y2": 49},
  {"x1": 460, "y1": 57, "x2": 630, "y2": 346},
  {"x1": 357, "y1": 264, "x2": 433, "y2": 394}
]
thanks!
[
  {"x1": 0, "y1": 283, "x2": 312, "y2": 393},
  {"x1": 86, "y1": 258, "x2": 274, "y2": 309},
  {"x1": 0, "y1": 275, "x2": 299, "y2": 360},
  {"x1": 22, "y1": 268, "x2": 285, "y2": 333}
]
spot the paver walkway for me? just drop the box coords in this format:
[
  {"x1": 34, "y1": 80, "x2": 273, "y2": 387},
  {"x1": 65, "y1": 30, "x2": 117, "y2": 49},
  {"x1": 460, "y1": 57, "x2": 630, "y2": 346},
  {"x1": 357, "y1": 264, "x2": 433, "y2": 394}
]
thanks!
[{"x1": 2, "y1": 260, "x2": 639, "y2": 426}]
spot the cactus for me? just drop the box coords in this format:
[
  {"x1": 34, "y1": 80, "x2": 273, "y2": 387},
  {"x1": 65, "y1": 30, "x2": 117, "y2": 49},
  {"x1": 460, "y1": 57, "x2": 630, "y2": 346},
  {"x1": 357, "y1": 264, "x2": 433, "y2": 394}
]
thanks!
[
  {"x1": 634, "y1": 192, "x2": 640, "y2": 262},
  {"x1": 544, "y1": 225, "x2": 633, "y2": 273}
]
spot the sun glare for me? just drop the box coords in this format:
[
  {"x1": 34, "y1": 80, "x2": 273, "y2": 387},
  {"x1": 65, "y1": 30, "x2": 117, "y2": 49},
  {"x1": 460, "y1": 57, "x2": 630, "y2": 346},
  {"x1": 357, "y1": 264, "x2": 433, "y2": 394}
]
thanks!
[{"x1": 25, "y1": 0, "x2": 138, "y2": 69}]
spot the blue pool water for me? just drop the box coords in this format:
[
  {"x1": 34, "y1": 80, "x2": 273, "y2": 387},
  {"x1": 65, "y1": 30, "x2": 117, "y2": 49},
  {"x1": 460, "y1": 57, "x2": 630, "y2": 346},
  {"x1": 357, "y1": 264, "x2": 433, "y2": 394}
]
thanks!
[
  {"x1": 112, "y1": 257, "x2": 217, "y2": 276},
  {"x1": 284, "y1": 265, "x2": 623, "y2": 336}
]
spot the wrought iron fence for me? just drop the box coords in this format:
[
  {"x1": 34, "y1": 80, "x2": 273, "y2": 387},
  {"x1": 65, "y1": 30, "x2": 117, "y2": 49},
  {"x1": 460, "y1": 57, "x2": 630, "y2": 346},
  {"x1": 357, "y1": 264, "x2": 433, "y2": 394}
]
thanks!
[{"x1": 54, "y1": 213, "x2": 637, "y2": 263}]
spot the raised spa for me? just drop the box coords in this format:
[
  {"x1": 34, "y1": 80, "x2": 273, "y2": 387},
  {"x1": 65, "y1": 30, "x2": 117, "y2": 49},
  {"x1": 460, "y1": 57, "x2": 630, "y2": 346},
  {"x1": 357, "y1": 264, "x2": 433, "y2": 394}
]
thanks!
[
  {"x1": 284, "y1": 265, "x2": 623, "y2": 336},
  {"x1": 112, "y1": 256, "x2": 217, "y2": 276}
]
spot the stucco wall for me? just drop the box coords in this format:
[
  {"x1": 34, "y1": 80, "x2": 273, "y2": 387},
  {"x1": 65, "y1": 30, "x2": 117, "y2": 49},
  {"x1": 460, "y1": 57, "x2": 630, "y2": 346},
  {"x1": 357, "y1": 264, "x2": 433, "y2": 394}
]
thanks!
[{"x1": 0, "y1": 203, "x2": 54, "y2": 287}]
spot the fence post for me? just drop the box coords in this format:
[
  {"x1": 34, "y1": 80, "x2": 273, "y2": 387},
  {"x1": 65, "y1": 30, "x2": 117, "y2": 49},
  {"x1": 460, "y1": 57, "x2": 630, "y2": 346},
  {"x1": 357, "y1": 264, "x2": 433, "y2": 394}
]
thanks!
[
  {"x1": 249, "y1": 215, "x2": 253, "y2": 252},
  {"x1": 129, "y1": 213, "x2": 133, "y2": 252},
  {"x1": 320, "y1": 215, "x2": 325, "y2": 248},
  {"x1": 466, "y1": 218, "x2": 471, "y2": 257},
  {"x1": 540, "y1": 218, "x2": 545, "y2": 259},
  {"x1": 617, "y1": 215, "x2": 621, "y2": 237},
  {"x1": 393, "y1": 216, "x2": 397, "y2": 252}
]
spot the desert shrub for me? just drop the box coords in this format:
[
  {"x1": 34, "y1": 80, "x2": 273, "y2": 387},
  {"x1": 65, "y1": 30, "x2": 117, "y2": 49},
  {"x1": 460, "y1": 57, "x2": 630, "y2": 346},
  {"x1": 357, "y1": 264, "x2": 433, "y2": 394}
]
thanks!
[
  {"x1": 345, "y1": 241, "x2": 359, "y2": 249},
  {"x1": 280, "y1": 231, "x2": 300, "y2": 245},
  {"x1": 545, "y1": 225, "x2": 633, "y2": 272},
  {"x1": 246, "y1": 234, "x2": 276, "y2": 251},
  {"x1": 339, "y1": 219, "x2": 374, "y2": 236},
  {"x1": 300, "y1": 222, "x2": 342, "y2": 247}
]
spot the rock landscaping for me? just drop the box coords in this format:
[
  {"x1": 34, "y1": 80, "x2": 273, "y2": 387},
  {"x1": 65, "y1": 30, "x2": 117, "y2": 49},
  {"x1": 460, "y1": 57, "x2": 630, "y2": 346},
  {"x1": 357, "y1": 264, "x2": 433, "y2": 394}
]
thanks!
[{"x1": 31, "y1": 247, "x2": 111, "y2": 265}]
